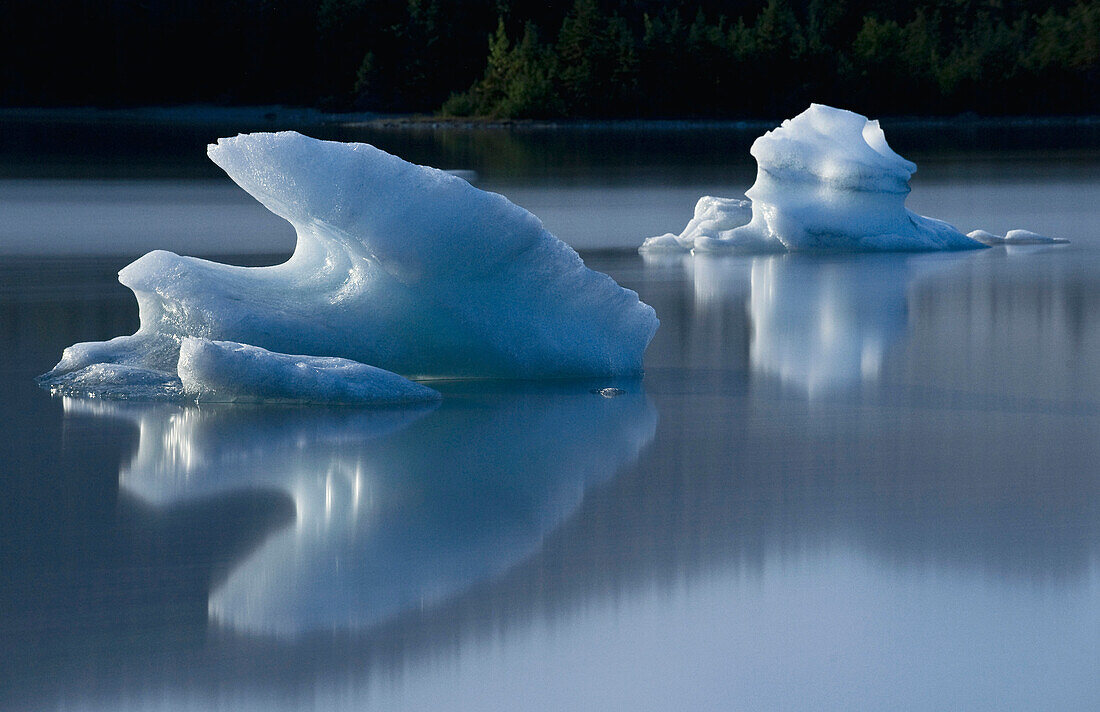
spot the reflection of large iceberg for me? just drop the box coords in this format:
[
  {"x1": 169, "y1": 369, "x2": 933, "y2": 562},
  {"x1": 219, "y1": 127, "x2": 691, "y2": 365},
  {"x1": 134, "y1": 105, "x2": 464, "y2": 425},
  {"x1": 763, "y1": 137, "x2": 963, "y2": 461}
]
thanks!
[
  {"x1": 80, "y1": 383, "x2": 656, "y2": 637},
  {"x1": 642, "y1": 104, "x2": 986, "y2": 253},
  {"x1": 42, "y1": 132, "x2": 658, "y2": 392}
]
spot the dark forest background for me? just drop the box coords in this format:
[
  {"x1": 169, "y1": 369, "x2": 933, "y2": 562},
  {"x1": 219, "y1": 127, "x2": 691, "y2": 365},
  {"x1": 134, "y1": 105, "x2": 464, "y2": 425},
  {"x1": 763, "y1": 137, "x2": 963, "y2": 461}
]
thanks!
[{"x1": 2, "y1": 0, "x2": 1097, "y2": 118}]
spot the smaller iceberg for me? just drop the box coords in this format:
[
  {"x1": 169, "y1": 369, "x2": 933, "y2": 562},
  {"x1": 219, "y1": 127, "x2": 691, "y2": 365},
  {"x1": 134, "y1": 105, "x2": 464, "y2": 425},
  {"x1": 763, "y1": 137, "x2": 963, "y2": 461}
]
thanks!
[
  {"x1": 641, "y1": 104, "x2": 1060, "y2": 253},
  {"x1": 178, "y1": 338, "x2": 442, "y2": 404}
]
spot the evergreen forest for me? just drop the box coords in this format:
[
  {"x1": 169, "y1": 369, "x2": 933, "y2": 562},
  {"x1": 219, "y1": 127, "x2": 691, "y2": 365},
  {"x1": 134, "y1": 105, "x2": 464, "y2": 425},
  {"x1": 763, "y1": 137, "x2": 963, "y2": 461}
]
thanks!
[{"x1": 2, "y1": 0, "x2": 1097, "y2": 118}]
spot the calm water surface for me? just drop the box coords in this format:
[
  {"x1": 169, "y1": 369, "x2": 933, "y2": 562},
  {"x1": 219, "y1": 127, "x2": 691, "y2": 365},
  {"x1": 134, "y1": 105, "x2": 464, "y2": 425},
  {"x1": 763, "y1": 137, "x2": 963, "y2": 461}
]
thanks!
[{"x1": 1, "y1": 118, "x2": 1098, "y2": 710}]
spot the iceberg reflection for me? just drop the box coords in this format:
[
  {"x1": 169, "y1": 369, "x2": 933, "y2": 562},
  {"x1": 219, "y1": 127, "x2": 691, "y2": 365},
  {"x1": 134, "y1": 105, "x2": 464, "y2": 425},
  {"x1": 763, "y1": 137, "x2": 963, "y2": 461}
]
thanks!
[
  {"x1": 65, "y1": 383, "x2": 656, "y2": 637},
  {"x1": 690, "y1": 253, "x2": 955, "y2": 394}
]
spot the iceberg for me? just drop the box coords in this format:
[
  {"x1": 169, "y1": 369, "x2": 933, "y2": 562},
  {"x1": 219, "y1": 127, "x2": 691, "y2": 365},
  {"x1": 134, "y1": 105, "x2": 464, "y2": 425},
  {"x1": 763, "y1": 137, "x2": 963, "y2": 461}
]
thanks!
[
  {"x1": 40, "y1": 132, "x2": 658, "y2": 398},
  {"x1": 641, "y1": 104, "x2": 989, "y2": 253}
]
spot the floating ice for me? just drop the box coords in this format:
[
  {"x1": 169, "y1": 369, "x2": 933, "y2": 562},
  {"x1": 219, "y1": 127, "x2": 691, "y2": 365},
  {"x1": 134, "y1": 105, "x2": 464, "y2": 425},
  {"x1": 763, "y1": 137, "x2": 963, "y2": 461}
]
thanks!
[
  {"x1": 642, "y1": 104, "x2": 990, "y2": 253},
  {"x1": 40, "y1": 131, "x2": 658, "y2": 398},
  {"x1": 178, "y1": 338, "x2": 441, "y2": 404},
  {"x1": 640, "y1": 196, "x2": 753, "y2": 252},
  {"x1": 967, "y1": 229, "x2": 1068, "y2": 246}
]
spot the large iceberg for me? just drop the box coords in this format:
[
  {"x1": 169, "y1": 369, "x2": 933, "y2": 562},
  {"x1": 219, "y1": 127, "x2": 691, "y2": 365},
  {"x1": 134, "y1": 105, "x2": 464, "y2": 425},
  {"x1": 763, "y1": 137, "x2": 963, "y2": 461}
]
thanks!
[
  {"x1": 40, "y1": 132, "x2": 658, "y2": 398},
  {"x1": 642, "y1": 104, "x2": 1011, "y2": 253}
]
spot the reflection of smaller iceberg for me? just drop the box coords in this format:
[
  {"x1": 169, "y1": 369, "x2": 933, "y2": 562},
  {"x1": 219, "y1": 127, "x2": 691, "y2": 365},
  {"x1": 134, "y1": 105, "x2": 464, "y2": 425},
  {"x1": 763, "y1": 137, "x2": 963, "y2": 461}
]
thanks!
[
  {"x1": 692, "y1": 254, "x2": 929, "y2": 393},
  {"x1": 75, "y1": 384, "x2": 656, "y2": 637},
  {"x1": 748, "y1": 256, "x2": 910, "y2": 392}
]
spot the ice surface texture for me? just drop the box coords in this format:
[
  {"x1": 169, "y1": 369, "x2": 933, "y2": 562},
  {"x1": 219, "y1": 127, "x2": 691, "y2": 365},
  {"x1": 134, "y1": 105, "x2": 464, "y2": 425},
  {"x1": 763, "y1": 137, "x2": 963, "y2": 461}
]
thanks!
[
  {"x1": 642, "y1": 104, "x2": 987, "y2": 253},
  {"x1": 40, "y1": 132, "x2": 658, "y2": 398}
]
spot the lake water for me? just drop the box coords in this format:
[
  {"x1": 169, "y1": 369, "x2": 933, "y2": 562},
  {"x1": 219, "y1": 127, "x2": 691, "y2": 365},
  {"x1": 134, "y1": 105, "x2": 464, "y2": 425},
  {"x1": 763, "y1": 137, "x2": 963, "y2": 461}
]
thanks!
[{"x1": 1, "y1": 116, "x2": 1099, "y2": 711}]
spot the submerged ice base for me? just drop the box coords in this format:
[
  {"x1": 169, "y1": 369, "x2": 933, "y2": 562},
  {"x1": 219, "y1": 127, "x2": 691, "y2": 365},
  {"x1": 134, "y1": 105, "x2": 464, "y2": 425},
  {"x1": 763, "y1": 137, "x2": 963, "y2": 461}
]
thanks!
[
  {"x1": 642, "y1": 104, "x2": 1062, "y2": 254},
  {"x1": 40, "y1": 132, "x2": 658, "y2": 399},
  {"x1": 42, "y1": 337, "x2": 441, "y2": 405}
]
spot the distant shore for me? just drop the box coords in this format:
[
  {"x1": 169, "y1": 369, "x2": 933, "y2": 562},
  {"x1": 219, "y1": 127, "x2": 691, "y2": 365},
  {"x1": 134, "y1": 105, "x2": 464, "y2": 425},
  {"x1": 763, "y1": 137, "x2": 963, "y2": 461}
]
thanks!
[{"x1": 4, "y1": 105, "x2": 1100, "y2": 132}]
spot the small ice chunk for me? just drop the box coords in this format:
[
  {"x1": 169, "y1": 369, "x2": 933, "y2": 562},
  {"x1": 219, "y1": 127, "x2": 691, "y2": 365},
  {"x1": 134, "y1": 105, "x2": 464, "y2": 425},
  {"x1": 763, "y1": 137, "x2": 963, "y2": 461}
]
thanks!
[
  {"x1": 1005, "y1": 229, "x2": 1052, "y2": 243},
  {"x1": 640, "y1": 197, "x2": 753, "y2": 253},
  {"x1": 639, "y1": 232, "x2": 687, "y2": 253},
  {"x1": 968, "y1": 228, "x2": 1068, "y2": 245},
  {"x1": 177, "y1": 338, "x2": 441, "y2": 405},
  {"x1": 682, "y1": 196, "x2": 754, "y2": 243}
]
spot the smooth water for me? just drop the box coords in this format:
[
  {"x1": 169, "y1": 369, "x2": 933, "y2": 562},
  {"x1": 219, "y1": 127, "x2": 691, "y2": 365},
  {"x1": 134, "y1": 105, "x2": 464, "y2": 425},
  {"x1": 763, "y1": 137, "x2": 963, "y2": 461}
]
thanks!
[{"x1": 1, "y1": 118, "x2": 1099, "y2": 710}]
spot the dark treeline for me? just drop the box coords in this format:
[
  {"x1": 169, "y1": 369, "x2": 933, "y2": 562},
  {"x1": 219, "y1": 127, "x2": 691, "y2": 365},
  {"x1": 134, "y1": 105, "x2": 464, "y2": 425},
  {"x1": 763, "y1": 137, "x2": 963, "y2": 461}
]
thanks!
[{"x1": 1, "y1": 0, "x2": 1097, "y2": 118}]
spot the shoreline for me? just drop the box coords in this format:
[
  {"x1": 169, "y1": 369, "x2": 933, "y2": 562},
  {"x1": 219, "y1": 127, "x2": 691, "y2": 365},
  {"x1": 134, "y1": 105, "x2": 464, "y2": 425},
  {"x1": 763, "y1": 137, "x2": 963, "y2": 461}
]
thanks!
[{"x1": 4, "y1": 105, "x2": 1100, "y2": 132}]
